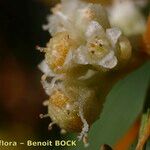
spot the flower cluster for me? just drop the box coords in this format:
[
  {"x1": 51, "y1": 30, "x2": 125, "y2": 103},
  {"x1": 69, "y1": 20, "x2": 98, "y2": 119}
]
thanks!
[{"x1": 38, "y1": 0, "x2": 132, "y2": 145}]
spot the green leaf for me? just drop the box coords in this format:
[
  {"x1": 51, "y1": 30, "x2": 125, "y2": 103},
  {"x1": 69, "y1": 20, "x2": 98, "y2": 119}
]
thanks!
[
  {"x1": 71, "y1": 61, "x2": 150, "y2": 150},
  {"x1": 146, "y1": 140, "x2": 150, "y2": 150},
  {"x1": 88, "y1": 61, "x2": 150, "y2": 149}
]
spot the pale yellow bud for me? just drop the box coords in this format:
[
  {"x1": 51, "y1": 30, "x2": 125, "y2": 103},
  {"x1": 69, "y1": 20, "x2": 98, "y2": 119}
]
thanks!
[
  {"x1": 118, "y1": 36, "x2": 132, "y2": 61},
  {"x1": 45, "y1": 32, "x2": 75, "y2": 73}
]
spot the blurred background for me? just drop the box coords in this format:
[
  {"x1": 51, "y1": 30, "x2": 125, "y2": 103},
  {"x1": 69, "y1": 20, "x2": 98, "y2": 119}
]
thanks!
[
  {"x1": 0, "y1": 0, "x2": 65, "y2": 149},
  {"x1": 0, "y1": 0, "x2": 149, "y2": 150}
]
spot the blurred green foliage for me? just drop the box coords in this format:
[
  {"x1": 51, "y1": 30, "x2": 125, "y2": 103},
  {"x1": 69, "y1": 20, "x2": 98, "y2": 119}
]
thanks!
[{"x1": 70, "y1": 61, "x2": 150, "y2": 150}]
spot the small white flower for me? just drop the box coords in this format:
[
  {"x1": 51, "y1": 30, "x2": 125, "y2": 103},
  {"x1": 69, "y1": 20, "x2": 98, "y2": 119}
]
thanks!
[
  {"x1": 74, "y1": 21, "x2": 125, "y2": 70},
  {"x1": 42, "y1": 0, "x2": 132, "y2": 72}
]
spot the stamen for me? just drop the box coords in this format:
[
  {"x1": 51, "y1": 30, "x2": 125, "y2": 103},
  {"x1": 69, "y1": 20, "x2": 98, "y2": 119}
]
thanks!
[
  {"x1": 48, "y1": 122, "x2": 55, "y2": 130},
  {"x1": 39, "y1": 114, "x2": 49, "y2": 119},
  {"x1": 43, "y1": 100, "x2": 49, "y2": 106},
  {"x1": 60, "y1": 129, "x2": 67, "y2": 134},
  {"x1": 36, "y1": 45, "x2": 46, "y2": 52}
]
